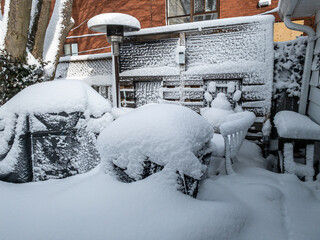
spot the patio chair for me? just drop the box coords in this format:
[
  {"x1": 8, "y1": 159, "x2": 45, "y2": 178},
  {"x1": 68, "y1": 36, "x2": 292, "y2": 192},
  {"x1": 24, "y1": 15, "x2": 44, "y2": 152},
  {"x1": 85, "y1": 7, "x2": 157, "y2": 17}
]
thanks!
[{"x1": 211, "y1": 111, "x2": 256, "y2": 175}]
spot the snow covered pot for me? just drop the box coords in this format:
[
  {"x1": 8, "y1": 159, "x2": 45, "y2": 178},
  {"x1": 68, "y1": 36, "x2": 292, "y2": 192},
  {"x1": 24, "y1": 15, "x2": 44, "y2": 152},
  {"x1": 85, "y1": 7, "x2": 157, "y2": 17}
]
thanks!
[
  {"x1": 97, "y1": 104, "x2": 214, "y2": 197},
  {"x1": 0, "y1": 80, "x2": 113, "y2": 183}
]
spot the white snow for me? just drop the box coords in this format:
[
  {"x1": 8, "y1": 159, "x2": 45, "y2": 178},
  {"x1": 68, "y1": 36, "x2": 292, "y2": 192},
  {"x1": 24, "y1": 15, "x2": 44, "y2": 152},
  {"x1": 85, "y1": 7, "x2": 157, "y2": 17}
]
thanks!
[
  {"x1": 111, "y1": 107, "x2": 134, "y2": 119},
  {"x1": 120, "y1": 66, "x2": 179, "y2": 77},
  {"x1": 125, "y1": 15, "x2": 274, "y2": 37},
  {"x1": 219, "y1": 111, "x2": 256, "y2": 136},
  {"x1": 185, "y1": 61, "x2": 264, "y2": 75},
  {"x1": 88, "y1": 13, "x2": 141, "y2": 33},
  {"x1": 210, "y1": 93, "x2": 232, "y2": 110},
  {"x1": 1, "y1": 139, "x2": 320, "y2": 240},
  {"x1": 62, "y1": 75, "x2": 113, "y2": 86},
  {"x1": 0, "y1": 0, "x2": 10, "y2": 49},
  {"x1": 201, "y1": 93, "x2": 234, "y2": 130},
  {"x1": 59, "y1": 53, "x2": 112, "y2": 62},
  {"x1": 274, "y1": 110, "x2": 320, "y2": 140},
  {"x1": 97, "y1": 104, "x2": 213, "y2": 180},
  {"x1": 0, "y1": 79, "x2": 111, "y2": 117}
]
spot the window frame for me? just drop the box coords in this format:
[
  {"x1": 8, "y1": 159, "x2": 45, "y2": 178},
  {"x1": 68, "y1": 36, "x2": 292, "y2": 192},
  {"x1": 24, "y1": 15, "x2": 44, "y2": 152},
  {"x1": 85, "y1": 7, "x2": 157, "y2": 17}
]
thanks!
[
  {"x1": 63, "y1": 43, "x2": 79, "y2": 56},
  {"x1": 166, "y1": 0, "x2": 220, "y2": 24}
]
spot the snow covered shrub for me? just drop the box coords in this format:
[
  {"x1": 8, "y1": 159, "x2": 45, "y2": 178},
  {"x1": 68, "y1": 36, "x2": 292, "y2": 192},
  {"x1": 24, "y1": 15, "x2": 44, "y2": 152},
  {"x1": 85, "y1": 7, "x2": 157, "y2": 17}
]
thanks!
[
  {"x1": 274, "y1": 37, "x2": 307, "y2": 98},
  {"x1": 0, "y1": 80, "x2": 113, "y2": 182},
  {"x1": 97, "y1": 104, "x2": 214, "y2": 197},
  {"x1": 0, "y1": 50, "x2": 47, "y2": 105}
]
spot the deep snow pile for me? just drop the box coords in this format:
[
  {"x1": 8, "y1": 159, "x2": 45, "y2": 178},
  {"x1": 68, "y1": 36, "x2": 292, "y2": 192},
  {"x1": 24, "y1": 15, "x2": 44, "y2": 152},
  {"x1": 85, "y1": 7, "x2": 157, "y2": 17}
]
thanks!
[
  {"x1": 97, "y1": 104, "x2": 214, "y2": 181},
  {"x1": 1, "y1": 140, "x2": 320, "y2": 240}
]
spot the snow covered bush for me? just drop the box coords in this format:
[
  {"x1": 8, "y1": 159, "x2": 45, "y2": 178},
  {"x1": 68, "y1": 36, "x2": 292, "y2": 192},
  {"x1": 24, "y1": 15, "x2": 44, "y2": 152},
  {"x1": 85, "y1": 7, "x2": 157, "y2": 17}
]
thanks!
[
  {"x1": 0, "y1": 50, "x2": 47, "y2": 105},
  {"x1": 274, "y1": 37, "x2": 307, "y2": 98},
  {"x1": 97, "y1": 104, "x2": 214, "y2": 197},
  {"x1": 0, "y1": 80, "x2": 113, "y2": 182}
]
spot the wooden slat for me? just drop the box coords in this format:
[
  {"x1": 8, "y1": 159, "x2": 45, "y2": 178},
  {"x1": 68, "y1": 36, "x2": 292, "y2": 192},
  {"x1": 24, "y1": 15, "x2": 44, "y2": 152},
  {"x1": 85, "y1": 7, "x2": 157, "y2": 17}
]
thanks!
[
  {"x1": 309, "y1": 86, "x2": 320, "y2": 104},
  {"x1": 310, "y1": 71, "x2": 319, "y2": 87},
  {"x1": 308, "y1": 101, "x2": 320, "y2": 124},
  {"x1": 316, "y1": 9, "x2": 320, "y2": 25},
  {"x1": 315, "y1": 39, "x2": 320, "y2": 55}
]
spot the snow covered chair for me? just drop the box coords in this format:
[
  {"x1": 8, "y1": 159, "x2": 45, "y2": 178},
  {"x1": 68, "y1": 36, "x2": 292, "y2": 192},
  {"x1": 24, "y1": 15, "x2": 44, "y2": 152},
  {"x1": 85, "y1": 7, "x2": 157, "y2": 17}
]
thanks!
[
  {"x1": 274, "y1": 111, "x2": 320, "y2": 181},
  {"x1": 218, "y1": 111, "x2": 256, "y2": 174}
]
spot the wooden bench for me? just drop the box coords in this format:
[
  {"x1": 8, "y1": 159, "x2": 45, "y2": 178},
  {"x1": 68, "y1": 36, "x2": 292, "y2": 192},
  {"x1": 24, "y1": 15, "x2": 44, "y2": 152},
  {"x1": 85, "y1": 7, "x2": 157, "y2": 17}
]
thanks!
[{"x1": 274, "y1": 111, "x2": 320, "y2": 181}]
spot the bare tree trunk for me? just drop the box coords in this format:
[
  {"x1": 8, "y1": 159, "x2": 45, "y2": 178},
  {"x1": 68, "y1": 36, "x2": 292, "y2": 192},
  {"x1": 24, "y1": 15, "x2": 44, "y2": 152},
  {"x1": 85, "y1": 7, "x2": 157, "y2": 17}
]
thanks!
[
  {"x1": 5, "y1": 0, "x2": 32, "y2": 61},
  {"x1": 44, "y1": 0, "x2": 74, "y2": 79},
  {"x1": 52, "y1": 0, "x2": 74, "y2": 78},
  {"x1": 28, "y1": 0, "x2": 51, "y2": 60}
]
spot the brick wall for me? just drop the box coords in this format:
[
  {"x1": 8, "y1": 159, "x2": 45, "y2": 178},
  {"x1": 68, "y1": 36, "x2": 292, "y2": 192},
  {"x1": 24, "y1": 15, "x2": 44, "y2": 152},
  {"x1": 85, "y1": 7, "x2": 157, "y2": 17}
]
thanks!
[
  {"x1": 65, "y1": 0, "x2": 166, "y2": 55},
  {"x1": 220, "y1": 0, "x2": 280, "y2": 20}
]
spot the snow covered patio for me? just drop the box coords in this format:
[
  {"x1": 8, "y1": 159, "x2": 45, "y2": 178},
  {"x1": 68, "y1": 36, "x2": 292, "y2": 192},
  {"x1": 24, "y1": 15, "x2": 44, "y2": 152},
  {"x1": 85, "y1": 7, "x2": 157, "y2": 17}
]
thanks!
[
  {"x1": 1, "y1": 0, "x2": 320, "y2": 239},
  {"x1": 1, "y1": 140, "x2": 319, "y2": 240}
]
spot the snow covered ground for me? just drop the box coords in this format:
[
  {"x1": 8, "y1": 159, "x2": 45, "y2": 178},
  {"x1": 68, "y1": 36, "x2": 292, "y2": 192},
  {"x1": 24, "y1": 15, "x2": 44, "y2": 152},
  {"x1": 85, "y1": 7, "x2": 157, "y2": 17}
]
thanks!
[{"x1": 1, "y1": 140, "x2": 319, "y2": 240}]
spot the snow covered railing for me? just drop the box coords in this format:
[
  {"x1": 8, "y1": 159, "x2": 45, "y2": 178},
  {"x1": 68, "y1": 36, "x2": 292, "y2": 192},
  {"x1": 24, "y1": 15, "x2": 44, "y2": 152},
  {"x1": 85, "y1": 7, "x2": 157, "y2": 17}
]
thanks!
[
  {"x1": 274, "y1": 111, "x2": 320, "y2": 182},
  {"x1": 219, "y1": 112, "x2": 256, "y2": 174}
]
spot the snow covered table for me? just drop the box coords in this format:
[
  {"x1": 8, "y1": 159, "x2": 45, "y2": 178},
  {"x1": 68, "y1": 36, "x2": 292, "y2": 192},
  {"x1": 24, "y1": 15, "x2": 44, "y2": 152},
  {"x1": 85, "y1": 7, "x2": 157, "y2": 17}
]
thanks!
[{"x1": 274, "y1": 111, "x2": 320, "y2": 181}]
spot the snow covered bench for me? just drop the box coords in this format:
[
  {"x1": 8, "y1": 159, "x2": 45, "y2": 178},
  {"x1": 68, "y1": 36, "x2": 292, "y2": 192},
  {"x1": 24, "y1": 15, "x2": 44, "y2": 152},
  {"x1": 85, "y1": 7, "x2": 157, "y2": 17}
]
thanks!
[
  {"x1": 274, "y1": 111, "x2": 320, "y2": 181},
  {"x1": 209, "y1": 111, "x2": 256, "y2": 175}
]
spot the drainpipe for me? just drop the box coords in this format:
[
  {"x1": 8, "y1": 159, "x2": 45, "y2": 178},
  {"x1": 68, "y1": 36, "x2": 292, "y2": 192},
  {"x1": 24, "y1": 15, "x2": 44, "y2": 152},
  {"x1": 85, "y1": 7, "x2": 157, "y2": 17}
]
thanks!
[{"x1": 283, "y1": 15, "x2": 316, "y2": 115}]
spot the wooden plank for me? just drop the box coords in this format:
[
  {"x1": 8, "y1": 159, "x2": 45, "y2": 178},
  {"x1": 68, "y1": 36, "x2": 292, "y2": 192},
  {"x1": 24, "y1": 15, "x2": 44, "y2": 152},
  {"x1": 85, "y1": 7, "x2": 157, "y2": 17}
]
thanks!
[
  {"x1": 316, "y1": 9, "x2": 320, "y2": 25},
  {"x1": 310, "y1": 71, "x2": 319, "y2": 87},
  {"x1": 308, "y1": 101, "x2": 320, "y2": 124},
  {"x1": 315, "y1": 39, "x2": 320, "y2": 55},
  {"x1": 309, "y1": 86, "x2": 320, "y2": 104}
]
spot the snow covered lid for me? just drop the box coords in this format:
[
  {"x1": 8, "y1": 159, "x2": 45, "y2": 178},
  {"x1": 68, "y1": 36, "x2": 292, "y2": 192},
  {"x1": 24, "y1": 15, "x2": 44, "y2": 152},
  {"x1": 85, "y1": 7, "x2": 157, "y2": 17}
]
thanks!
[
  {"x1": 88, "y1": 13, "x2": 141, "y2": 33},
  {"x1": 279, "y1": 0, "x2": 320, "y2": 19},
  {"x1": 0, "y1": 79, "x2": 112, "y2": 117},
  {"x1": 274, "y1": 111, "x2": 320, "y2": 140}
]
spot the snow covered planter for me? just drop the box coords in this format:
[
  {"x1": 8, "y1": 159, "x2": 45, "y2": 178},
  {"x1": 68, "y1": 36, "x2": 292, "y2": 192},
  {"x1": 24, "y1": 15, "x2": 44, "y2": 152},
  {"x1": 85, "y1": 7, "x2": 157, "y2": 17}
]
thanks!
[
  {"x1": 97, "y1": 104, "x2": 214, "y2": 197},
  {"x1": 0, "y1": 80, "x2": 113, "y2": 183}
]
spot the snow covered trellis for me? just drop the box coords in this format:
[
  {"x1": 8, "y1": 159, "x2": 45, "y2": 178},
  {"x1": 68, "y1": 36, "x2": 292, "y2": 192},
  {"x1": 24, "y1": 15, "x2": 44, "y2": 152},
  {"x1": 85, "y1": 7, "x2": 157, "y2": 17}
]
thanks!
[{"x1": 56, "y1": 53, "x2": 113, "y2": 99}]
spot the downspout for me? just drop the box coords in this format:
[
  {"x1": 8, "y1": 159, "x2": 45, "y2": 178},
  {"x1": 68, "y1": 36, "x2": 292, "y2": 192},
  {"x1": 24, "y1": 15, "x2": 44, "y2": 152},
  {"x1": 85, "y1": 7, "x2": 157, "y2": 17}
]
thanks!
[{"x1": 283, "y1": 15, "x2": 316, "y2": 115}]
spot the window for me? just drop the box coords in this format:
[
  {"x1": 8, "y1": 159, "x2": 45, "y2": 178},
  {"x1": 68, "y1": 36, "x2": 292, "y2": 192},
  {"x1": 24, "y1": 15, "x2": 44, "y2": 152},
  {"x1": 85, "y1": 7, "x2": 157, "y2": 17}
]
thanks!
[
  {"x1": 167, "y1": 0, "x2": 219, "y2": 25},
  {"x1": 63, "y1": 43, "x2": 78, "y2": 56}
]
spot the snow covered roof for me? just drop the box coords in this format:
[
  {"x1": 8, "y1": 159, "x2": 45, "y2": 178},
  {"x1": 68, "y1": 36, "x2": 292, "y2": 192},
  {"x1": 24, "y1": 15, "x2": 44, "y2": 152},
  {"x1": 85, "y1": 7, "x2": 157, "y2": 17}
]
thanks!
[
  {"x1": 125, "y1": 15, "x2": 274, "y2": 37},
  {"x1": 88, "y1": 13, "x2": 141, "y2": 33},
  {"x1": 279, "y1": 0, "x2": 320, "y2": 19},
  {"x1": 59, "y1": 53, "x2": 112, "y2": 63}
]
